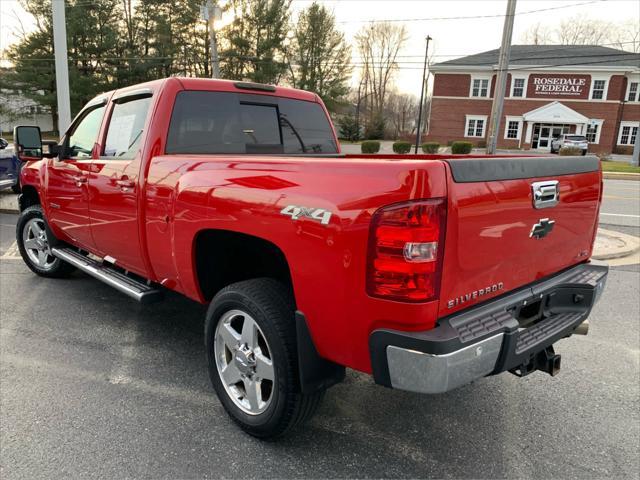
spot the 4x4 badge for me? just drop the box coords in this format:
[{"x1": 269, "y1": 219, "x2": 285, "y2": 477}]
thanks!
[
  {"x1": 280, "y1": 205, "x2": 332, "y2": 225},
  {"x1": 530, "y1": 218, "x2": 555, "y2": 239}
]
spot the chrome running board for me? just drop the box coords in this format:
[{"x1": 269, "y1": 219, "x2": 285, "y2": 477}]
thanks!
[{"x1": 51, "y1": 247, "x2": 163, "y2": 304}]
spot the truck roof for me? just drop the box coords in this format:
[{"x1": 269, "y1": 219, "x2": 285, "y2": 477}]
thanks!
[
  {"x1": 175, "y1": 78, "x2": 319, "y2": 102},
  {"x1": 93, "y1": 77, "x2": 319, "y2": 106}
]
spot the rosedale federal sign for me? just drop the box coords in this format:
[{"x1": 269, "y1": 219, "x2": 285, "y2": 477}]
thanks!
[
  {"x1": 527, "y1": 74, "x2": 590, "y2": 99},
  {"x1": 534, "y1": 77, "x2": 586, "y2": 94}
]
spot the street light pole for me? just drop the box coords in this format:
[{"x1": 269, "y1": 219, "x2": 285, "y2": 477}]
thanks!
[
  {"x1": 51, "y1": 0, "x2": 71, "y2": 135},
  {"x1": 486, "y1": 0, "x2": 517, "y2": 154},
  {"x1": 414, "y1": 36, "x2": 431, "y2": 154},
  {"x1": 202, "y1": 0, "x2": 221, "y2": 78}
]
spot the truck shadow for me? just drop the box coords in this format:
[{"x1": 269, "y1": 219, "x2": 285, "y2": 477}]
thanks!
[{"x1": 6, "y1": 267, "x2": 620, "y2": 479}]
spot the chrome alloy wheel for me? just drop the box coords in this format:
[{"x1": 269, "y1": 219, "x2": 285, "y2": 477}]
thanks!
[
  {"x1": 22, "y1": 218, "x2": 56, "y2": 270},
  {"x1": 214, "y1": 309, "x2": 275, "y2": 415}
]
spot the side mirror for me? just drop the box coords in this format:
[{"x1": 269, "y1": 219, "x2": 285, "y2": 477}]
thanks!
[
  {"x1": 0, "y1": 138, "x2": 8, "y2": 150},
  {"x1": 14, "y1": 126, "x2": 43, "y2": 161}
]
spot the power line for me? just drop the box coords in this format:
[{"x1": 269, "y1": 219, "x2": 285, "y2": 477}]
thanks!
[{"x1": 336, "y1": 0, "x2": 605, "y2": 23}]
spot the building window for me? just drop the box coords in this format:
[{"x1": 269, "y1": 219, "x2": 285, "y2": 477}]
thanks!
[
  {"x1": 465, "y1": 116, "x2": 486, "y2": 137},
  {"x1": 591, "y1": 80, "x2": 606, "y2": 100},
  {"x1": 585, "y1": 121, "x2": 603, "y2": 144},
  {"x1": 506, "y1": 121, "x2": 519, "y2": 139},
  {"x1": 618, "y1": 123, "x2": 638, "y2": 145},
  {"x1": 628, "y1": 82, "x2": 638, "y2": 102},
  {"x1": 471, "y1": 78, "x2": 489, "y2": 98},
  {"x1": 512, "y1": 78, "x2": 525, "y2": 97}
]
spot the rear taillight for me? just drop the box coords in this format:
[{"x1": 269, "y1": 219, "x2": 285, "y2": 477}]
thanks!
[{"x1": 367, "y1": 199, "x2": 446, "y2": 302}]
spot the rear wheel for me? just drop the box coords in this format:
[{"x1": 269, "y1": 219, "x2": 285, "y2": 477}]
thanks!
[
  {"x1": 16, "y1": 205, "x2": 75, "y2": 277},
  {"x1": 205, "y1": 278, "x2": 324, "y2": 438}
]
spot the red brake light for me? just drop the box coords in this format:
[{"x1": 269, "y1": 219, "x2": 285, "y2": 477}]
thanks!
[{"x1": 367, "y1": 199, "x2": 446, "y2": 302}]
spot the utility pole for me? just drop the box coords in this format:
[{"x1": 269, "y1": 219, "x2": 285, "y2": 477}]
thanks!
[
  {"x1": 51, "y1": 0, "x2": 71, "y2": 135},
  {"x1": 486, "y1": 0, "x2": 517, "y2": 154},
  {"x1": 632, "y1": 121, "x2": 640, "y2": 166},
  {"x1": 414, "y1": 36, "x2": 431, "y2": 154},
  {"x1": 202, "y1": 0, "x2": 221, "y2": 78}
]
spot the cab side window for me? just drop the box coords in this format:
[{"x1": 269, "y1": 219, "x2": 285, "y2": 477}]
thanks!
[
  {"x1": 103, "y1": 96, "x2": 152, "y2": 159},
  {"x1": 67, "y1": 105, "x2": 106, "y2": 159}
]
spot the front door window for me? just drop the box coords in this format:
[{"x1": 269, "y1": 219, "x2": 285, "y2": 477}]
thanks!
[{"x1": 539, "y1": 127, "x2": 551, "y2": 148}]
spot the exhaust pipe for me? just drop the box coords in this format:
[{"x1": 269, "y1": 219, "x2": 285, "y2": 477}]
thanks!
[{"x1": 574, "y1": 320, "x2": 589, "y2": 336}]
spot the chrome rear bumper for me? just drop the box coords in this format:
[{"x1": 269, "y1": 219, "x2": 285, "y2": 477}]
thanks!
[{"x1": 370, "y1": 263, "x2": 608, "y2": 394}]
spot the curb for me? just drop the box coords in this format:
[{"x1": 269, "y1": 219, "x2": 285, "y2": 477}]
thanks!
[
  {"x1": 0, "y1": 192, "x2": 19, "y2": 214},
  {"x1": 602, "y1": 172, "x2": 640, "y2": 181},
  {"x1": 592, "y1": 228, "x2": 640, "y2": 260}
]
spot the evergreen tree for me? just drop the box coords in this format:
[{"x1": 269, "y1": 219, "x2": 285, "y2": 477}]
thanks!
[
  {"x1": 288, "y1": 2, "x2": 351, "y2": 110},
  {"x1": 220, "y1": 0, "x2": 291, "y2": 84}
]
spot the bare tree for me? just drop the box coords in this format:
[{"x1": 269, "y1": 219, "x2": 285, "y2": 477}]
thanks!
[
  {"x1": 520, "y1": 16, "x2": 640, "y2": 52},
  {"x1": 386, "y1": 91, "x2": 417, "y2": 138},
  {"x1": 521, "y1": 22, "x2": 553, "y2": 45},
  {"x1": 356, "y1": 22, "x2": 408, "y2": 118},
  {"x1": 609, "y1": 20, "x2": 640, "y2": 53},
  {"x1": 556, "y1": 16, "x2": 610, "y2": 45}
]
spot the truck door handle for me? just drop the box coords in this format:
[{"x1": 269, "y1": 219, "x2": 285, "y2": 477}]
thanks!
[
  {"x1": 73, "y1": 175, "x2": 87, "y2": 186},
  {"x1": 115, "y1": 177, "x2": 135, "y2": 190}
]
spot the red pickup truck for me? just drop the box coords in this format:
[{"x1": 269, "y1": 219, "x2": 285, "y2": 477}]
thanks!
[{"x1": 13, "y1": 78, "x2": 607, "y2": 438}]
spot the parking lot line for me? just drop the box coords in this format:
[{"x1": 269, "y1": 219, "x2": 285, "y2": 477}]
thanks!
[
  {"x1": 1, "y1": 241, "x2": 21, "y2": 259},
  {"x1": 600, "y1": 213, "x2": 640, "y2": 218}
]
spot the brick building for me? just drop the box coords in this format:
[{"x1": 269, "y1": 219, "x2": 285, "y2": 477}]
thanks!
[{"x1": 426, "y1": 45, "x2": 640, "y2": 154}]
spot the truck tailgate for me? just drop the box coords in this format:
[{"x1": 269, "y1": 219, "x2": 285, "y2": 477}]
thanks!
[{"x1": 439, "y1": 156, "x2": 601, "y2": 317}]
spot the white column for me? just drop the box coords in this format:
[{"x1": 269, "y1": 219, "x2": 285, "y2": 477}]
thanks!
[{"x1": 524, "y1": 121, "x2": 533, "y2": 144}]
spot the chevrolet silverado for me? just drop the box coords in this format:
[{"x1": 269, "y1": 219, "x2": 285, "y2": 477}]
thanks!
[{"x1": 13, "y1": 78, "x2": 607, "y2": 438}]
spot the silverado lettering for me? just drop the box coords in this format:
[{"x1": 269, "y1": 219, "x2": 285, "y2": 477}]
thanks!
[{"x1": 13, "y1": 78, "x2": 608, "y2": 439}]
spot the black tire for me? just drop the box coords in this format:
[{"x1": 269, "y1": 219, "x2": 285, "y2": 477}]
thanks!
[
  {"x1": 582, "y1": 150, "x2": 587, "y2": 156},
  {"x1": 205, "y1": 278, "x2": 324, "y2": 439},
  {"x1": 16, "y1": 205, "x2": 75, "y2": 278}
]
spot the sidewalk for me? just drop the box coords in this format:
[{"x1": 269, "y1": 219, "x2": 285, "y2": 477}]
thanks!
[{"x1": 2, "y1": 190, "x2": 638, "y2": 262}]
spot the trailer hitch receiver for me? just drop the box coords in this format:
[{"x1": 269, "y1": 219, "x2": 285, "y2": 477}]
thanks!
[{"x1": 509, "y1": 346, "x2": 561, "y2": 378}]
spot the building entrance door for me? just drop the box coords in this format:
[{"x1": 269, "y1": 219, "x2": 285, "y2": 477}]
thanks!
[{"x1": 532, "y1": 123, "x2": 571, "y2": 151}]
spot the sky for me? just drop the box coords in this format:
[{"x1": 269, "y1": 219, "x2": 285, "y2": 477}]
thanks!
[{"x1": 1, "y1": 0, "x2": 638, "y2": 96}]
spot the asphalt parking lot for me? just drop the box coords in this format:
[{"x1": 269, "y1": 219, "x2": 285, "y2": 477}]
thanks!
[{"x1": 1, "y1": 211, "x2": 639, "y2": 479}]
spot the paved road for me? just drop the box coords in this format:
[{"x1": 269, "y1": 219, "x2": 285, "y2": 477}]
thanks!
[
  {"x1": 1, "y1": 212, "x2": 639, "y2": 479},
  {"x1": 600, "y1": 179, "x2": 640, "y2": 232}
]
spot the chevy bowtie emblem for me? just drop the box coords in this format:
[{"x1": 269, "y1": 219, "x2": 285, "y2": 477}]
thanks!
[{"x1": 530, "y1": 218, "x2": 555, "y2": 239}]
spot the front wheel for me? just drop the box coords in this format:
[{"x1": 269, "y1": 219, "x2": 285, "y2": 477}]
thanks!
[
  {"x1": 205, "y1": 278, "x2": 324, "y2": 438},
  {"x1": 16, "y1": 205, "x2": 75, "y2": 277}
]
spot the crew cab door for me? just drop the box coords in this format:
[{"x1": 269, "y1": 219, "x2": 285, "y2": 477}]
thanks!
[
  {"x1": 46, "y1": 100, "x2": 107, "y2": 250},
  {"x1": 87, "y1": 90, "x2": 153, "y2": 277}
]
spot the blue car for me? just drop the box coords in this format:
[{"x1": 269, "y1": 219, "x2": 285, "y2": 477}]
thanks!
[{"x1": 0, "y1": 137, "x2": 21, "y2": 193}]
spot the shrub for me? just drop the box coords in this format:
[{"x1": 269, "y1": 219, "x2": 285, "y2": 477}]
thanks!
[
  {"x1": 361, "y1": 140, "x2": 381, "y2": 154},
  {"x1": 364, "y1": 114, "x2": 385, "y2": 140},
  {"x1": 559, "y1": 146, "x2": 584, "y2": 156},
  {"x1": 451, "y1": 141, "x2": 473, "y2": 154},
  {"x1": 392, "y1": 141, "x2": 412, "y2": 154},
  {"x1": 337, "y1": 115, "x2": 360, "y2": 141},
  {"x1": 421, "y1": 142, "x2": 440, "y2": 153}
]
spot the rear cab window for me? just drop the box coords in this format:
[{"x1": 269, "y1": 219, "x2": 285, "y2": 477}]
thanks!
[
  {"x1": 103, "y1": 94, "x2": 152, "y2": 159},
  {"x1": 166, "y1": 91, "x2": 337, "y2": 155},
  {"x1": 566, "y1": 135, "x2": 587, "y2": 141}
]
